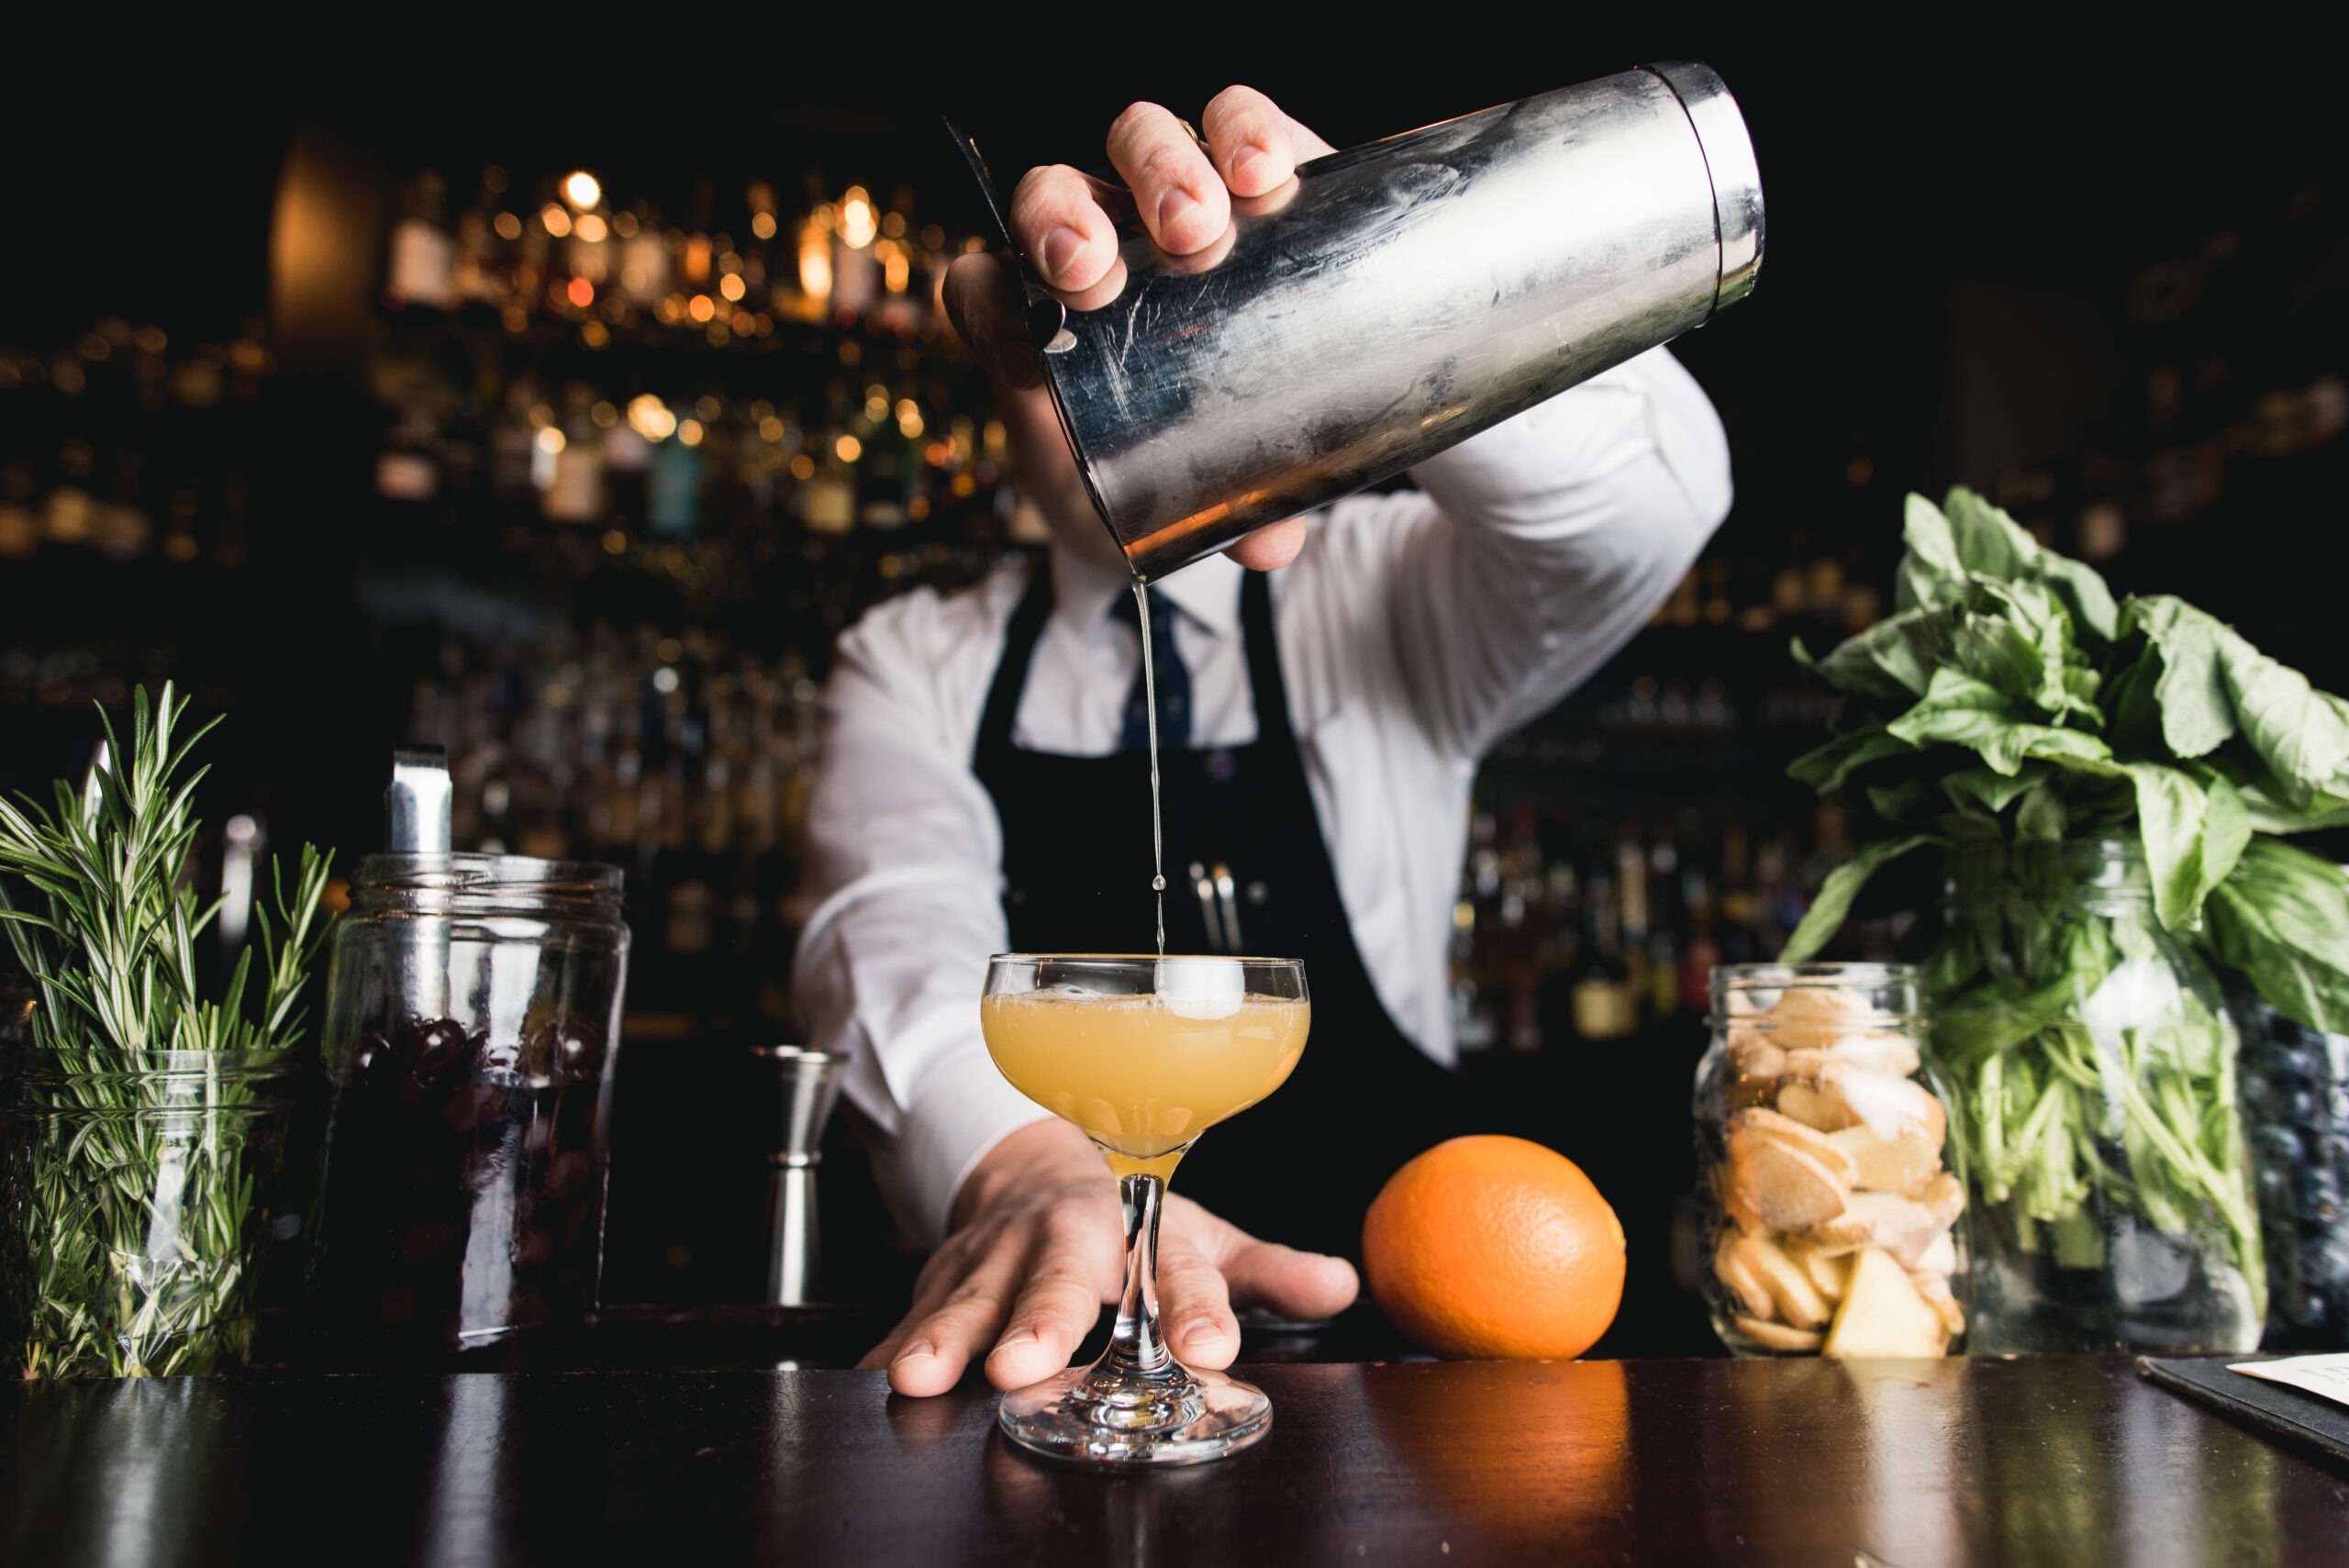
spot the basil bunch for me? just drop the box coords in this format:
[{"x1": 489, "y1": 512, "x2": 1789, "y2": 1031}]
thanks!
[
  {"x1": 1783, "y1": 486, "x2": 2349, "y2": 1017},
  {"x1": 1782, "y1": 489, "x2": 2349, "y2": 1322}
]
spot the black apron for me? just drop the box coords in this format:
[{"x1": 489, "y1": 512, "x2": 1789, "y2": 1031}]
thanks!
[{"x1": 973, "y1": 558, "x2": 1460, "y2": 1261}]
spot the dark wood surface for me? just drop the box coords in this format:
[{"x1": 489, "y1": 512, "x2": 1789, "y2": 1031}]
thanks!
[{"x1": 6, "y1": 1356, "x2": 2346, "y2": 1565}]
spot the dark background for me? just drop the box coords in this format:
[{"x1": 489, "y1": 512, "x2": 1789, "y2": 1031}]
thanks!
[
  {"x1": 4, "y1": 13, "x2": 2342, "y2": 1354},
  {"x1": 11, "y1": 14, "x2": 2341, "y2": 806}
]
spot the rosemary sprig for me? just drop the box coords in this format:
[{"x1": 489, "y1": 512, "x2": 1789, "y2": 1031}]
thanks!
[{"x1": 0, "y1": 683, "x2": 335, "y2": 1377}]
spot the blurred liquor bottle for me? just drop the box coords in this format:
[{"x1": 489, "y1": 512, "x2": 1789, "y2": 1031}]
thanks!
[{"x1": 1571, "y1": 870, "x2": 1640, "y2": 1044}]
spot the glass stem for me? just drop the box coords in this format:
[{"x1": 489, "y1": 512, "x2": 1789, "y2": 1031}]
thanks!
[{"x1": 1105, "y1": 1172, "x2": 1174, "y2": 1378}]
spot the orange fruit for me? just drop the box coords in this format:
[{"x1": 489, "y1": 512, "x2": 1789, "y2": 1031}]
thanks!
[{"x1": 1362, "y1": 1135, "x2": 1626, "y2": 1360}]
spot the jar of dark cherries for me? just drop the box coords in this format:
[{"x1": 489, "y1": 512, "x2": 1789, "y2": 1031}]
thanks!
[{"x1": 310, "y1": 855, "x2": 629, "y2": 1367}]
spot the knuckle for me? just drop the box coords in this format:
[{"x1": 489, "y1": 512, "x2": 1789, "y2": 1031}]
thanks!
[
  {"x1": 1009, "y1": 165, "x2": 1086, "y2": 221},
  {"x1": 940, "y1": 1272, "x2": 1004, "y2": 1310},
  {"x1": 1110, "y1": 100, "x2": 1169, "y2": 139},
  {"x1": 1042, "y1": 1195, "x2": 1104, "y2": 1239},
  {"x1": 913, "y1": 1250, "x2": 963, "y2": 1293},
  {"x1": 1135, "y1": 142, "x2": 1200, "y2": 188},
  {"x1": 1028, "y1": 1254, "x2": 1108, "y2": 1296},
  {"x1": 1204, "y1": 84, "x2": 1273, "y2": 128}
]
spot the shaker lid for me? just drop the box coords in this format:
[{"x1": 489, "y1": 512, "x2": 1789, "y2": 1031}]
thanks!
[{"x1": 1646, "y1": 61, "x2": 1765, "y2": 318}]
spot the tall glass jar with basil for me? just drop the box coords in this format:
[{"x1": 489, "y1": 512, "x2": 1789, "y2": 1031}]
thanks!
[{"x1": 1935, "y1": 837, "x2": 2264, "y2": 1352}]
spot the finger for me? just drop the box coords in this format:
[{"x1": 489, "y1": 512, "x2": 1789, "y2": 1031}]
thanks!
[
  {"x1": 1008, "y1": 163, "x2": 1125, "y2": 295},
  {"x1": 1170, "y1": 1195, "x2": 1359, "y2": 1319},
  {"x1": 1220, "y1": 515, "x2": 1309, "y2": 572},
  {"x1": 983, "y1": 1249, "x2": 1117, "y2": 1391},
  {"x1": 885, "y1": 1248, "x2": 1029, "y2": 1397},
  {"x1": 1200, "y1": 85, "x2": 1338, "y2": 197},
  {"x1": 1152, "y1": 1226, "x2": 1241, "y2": 1369},
  {"x1": 1220, "y1": 1235, "x2": 1360, "y2": 1321},
  {"x1": 860, "y1": 1235, "x2": 989, "y2": 1369},
  {"x1": 1105, "y1": 101, "x2": 1230, "y2": 256},
  {"x1": 940, "y1": 252, "x2": 1042, "y2": 391}
]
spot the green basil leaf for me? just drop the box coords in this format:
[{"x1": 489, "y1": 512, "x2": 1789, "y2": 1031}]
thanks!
[
  {"x1": 2016, "y1": 782, "x2": 2067, "y2": 840},
  {"x1": 1943, "y1": 486, "x2": 2039, "y2": 581},
  {"x1": 1952, "y1": 612, "x2": 2048, "y2": 706},
  {"x1": 1897, "y1": 492, "x2": 1966, "y2": 612},
  {"x1": 1817, "y1": 608, "x2": 1946, "y2": 700},
  {"x1": 2021, "y1": 732, "x2": 2123, "y2": 774},
  {"x1": 2217, "y1": 627, "x2": 2349, "y2": 802},
  {"x1": 1968, "y1": 577, "x2": 2091, "y2": 718},
  {"x1": 2100, "y1": 651, "x2": 2162, "y2": 755},
  {"x1": 1888, "y1": 667, "x2": 2009, "y2": 734},
  {"x1": 1932, "y1": 971, "x2": 2076, "y2": 1069},
  {"x1": 2204, "y1": 838, "x2": 2349, "y2": 1033},
  {"x1": 1788, "y1": 724, "x2": 1917, "y2": 794},
  {"x1": 2191, "y1": 767, "x2": 2252, "y2": 898},
  {"x1": 2121, "y1": 762, "x2": 2212, "y2": 929},
  {"x1": 1985, "y1": 724, "x2": 2114, "y2": 777},
  {"x1": 2125, "y1": 594, "x2": 2234, "y2": 759},
  {"x1": 2037, "y1": 553, "x2": 2120, "y2": 645},
  {"x1": 1944, "y1": 761, "x2": 2052, "y2": 815},
  {"x1": 1923, "y1": 924, "x2": 1983, "y2": 995},
  {"x1": 2240, "y1": 784, "x2": 2349, "y2": 834},
  {"x1": 1778, "y1": 833, "x2": 1932, "y2": 963},
  {"x1": 1871, "y1": 777, "x2": 1950, "y2": 826}
]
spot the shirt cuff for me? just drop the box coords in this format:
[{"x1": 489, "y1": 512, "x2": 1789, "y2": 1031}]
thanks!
[{"x1": 896, "y1": 1050, "x2": 1057, "y2": 1248}]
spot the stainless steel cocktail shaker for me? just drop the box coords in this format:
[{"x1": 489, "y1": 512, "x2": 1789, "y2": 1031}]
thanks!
[{"x1": 957, "y1": 61, "x2": 1764, "y2": 580}]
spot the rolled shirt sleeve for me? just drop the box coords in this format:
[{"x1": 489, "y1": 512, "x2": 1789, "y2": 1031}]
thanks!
[
  {"x1": 789, "y1": 571, "x2": 1053, "y2": 1247},
  {"x1": 1389, "y1": 344, "x2": 1733, "y2": 757}
]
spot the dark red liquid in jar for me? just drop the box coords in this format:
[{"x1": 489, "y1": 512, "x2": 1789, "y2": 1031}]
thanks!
[{"x1": 310, "y1": 1013, "x2": 609, "y2": 1367}]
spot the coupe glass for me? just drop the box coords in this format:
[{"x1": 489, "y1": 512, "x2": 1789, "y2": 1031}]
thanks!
[{"x1": 980, "y1": 954, "x2": 1309, "y2": 1464}]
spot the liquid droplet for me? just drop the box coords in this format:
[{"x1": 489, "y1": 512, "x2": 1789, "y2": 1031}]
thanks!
[{"x1": 1152, "y1": 875, "x2": 1165, "y2": 891}]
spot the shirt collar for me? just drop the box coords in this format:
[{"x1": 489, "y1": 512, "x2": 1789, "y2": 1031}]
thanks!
[{"x1": 1049, "y1": 544, "x2": 1244, "y2": 639}]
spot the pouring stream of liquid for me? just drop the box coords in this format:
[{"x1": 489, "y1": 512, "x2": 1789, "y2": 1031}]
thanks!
[{"x1": 1134, "y1": 580, "x2": 1165, "y2": 955}]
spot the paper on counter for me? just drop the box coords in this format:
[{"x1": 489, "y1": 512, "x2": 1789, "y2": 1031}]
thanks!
[{"x1": 2228, "y1": 1352, "x2": 2349, "y2": 1409}]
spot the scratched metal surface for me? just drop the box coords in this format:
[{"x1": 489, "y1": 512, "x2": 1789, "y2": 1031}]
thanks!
[{"x1": 1031, "y1": 65, "x2": 1757, "y2": 580}]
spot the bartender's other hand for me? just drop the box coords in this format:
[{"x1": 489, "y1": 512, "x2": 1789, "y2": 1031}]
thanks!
[
  {"x1": 941, "y1": 87, "x2": 1337, "y2": 573},
  {"x1": 862, "y1": 1118, "x2": 1358, "y2": 1396}
]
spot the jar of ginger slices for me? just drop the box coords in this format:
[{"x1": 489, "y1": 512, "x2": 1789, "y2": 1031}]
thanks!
[{"x1": 1695, "y1": 963, "x2": 1969, "y2": 1357}]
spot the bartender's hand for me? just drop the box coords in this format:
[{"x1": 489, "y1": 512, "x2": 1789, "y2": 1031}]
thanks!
[
  {"x1": 862, "y1": 1118, "x2": 1359, "y2": 1396},
  {"x1": 942, "y1": 86, "x2": 1336, "y2": 573}
]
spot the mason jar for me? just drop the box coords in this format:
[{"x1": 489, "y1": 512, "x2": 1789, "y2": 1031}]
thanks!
[
  {"x1": 1937, "y1": 838, "x2": 2263, "y2": 1353},
  {"x1": 1696, "y1": 963, "x2": 1968, "y2": 1357},
  {"x1": 1, "y1": 1049, "x2": 298, "y2": 1377},
  {"x1": 309, "y1": 854, "x2": 629, "y2": 1366}
]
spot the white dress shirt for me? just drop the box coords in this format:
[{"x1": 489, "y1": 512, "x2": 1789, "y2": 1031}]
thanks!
[{"x1": 791, "y1": 346, "x2": 1733, "y2": 1245}]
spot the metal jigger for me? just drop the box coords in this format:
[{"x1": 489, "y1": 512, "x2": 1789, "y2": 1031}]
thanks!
[{"x1": 756, "y1": 1045, "x2": 849, "y2": 1307}]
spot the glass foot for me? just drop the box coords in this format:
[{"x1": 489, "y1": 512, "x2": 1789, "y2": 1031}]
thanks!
[{"x1": 996, "y1": 1362, "x2": 1272, "y2": 1465}]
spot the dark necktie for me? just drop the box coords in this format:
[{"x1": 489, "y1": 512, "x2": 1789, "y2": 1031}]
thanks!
[{"x1": 1111, "y1": 588, "x2": 1191, "y2": 752}]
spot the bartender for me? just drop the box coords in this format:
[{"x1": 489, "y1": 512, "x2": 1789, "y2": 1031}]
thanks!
[{"x1": 791, "y1": 85, "x2": 1733, "y2": 1396}]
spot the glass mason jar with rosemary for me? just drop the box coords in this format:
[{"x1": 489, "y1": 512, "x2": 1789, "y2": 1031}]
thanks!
[
  {"x1": 0, "y1": 684, "x2": 334, "y2": 1379},
  {"x1": 1932, "y1": 837, "x2": 2265, "y2": 1353},
  {"x1": 2, "y1": 1050, "x2": 299, "y2": 1377}
]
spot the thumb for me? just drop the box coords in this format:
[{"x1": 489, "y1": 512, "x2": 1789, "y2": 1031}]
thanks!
[
  {"x1": 1219, "y1": 514, "x2": 1308, "y2": 573},
  {"x1": 940, "y1": 251, "x2": 1043, "y2": 391}
]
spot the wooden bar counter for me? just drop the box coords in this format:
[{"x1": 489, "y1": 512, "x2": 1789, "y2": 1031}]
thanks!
[{"x1": 6, "y1": 1356, "x2": 2346, "y2": 1564}]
